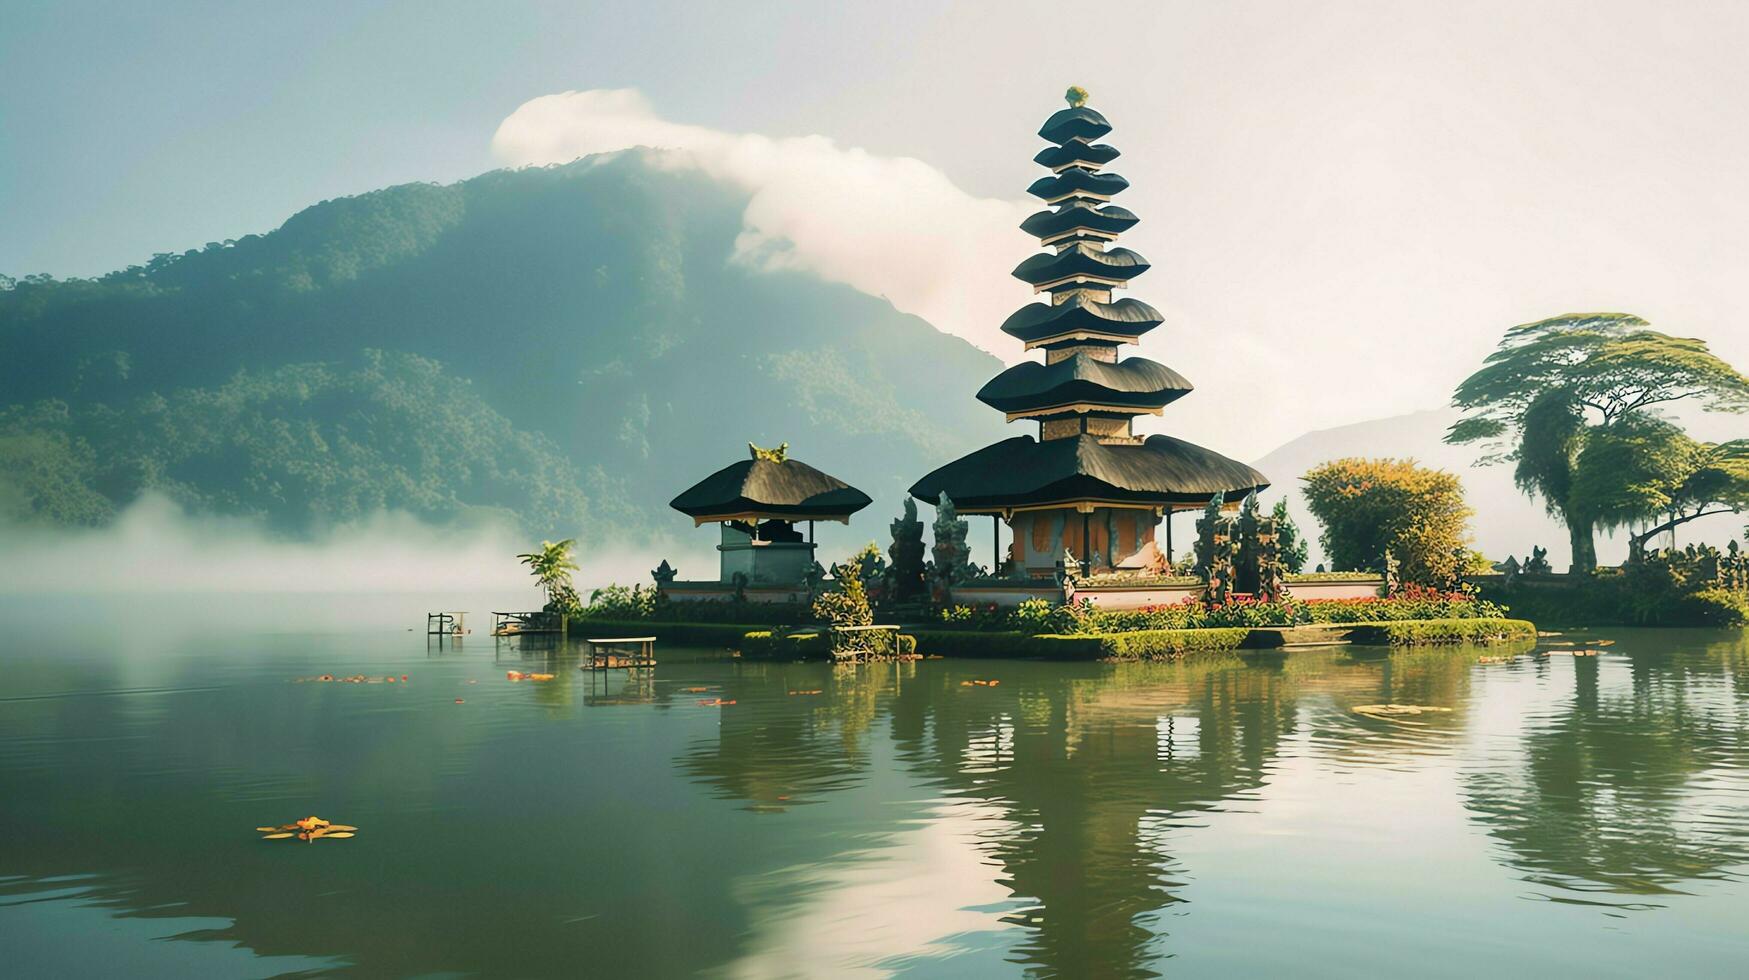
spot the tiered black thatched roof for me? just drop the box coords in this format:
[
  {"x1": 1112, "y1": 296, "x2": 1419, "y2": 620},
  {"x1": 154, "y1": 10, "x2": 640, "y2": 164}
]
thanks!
[
  {"x1": 908, "y1": 92, "x2": 1268, "y2": 513},
  {"x1": 977, "y1": 354, "x2": 1191, "y2": 415},
  {"x1": 1033, "y1": 141, "x2": 1121, "y2": 170},
  {"x1": 672, "y1": 454, "x2": 872, "y2": 524},
  {"x1": 911, "y1": 435, "x2": 1269, "y2": 512},
  {"x1": 1026, "y1": 168, "x2": 1130, "y2": 202},
  {"x1": 1038, "y1": 106, "x2": 1113, "y2": 144},
  {"x1": 1019, "y1": 202, "x2": 1138, "y2": 242},
  {"x1": 1012, "y1": 244, "x2": 1149, "y2": 288},
  {"x1": 1000, "y1": 296, "x2": 1163, "y2": 346}
]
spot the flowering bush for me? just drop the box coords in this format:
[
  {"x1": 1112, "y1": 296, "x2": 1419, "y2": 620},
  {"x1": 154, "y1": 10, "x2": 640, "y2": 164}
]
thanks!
[
  {"x1": 937, "y1": 601, "x2": 1012, "y2": 631},
  {"x1": 1011, "y1": 597, "x2": 1089, "y2": 634},
  {"x1": 932, "y1": 585, "x2": 1506, "y2": 635}
]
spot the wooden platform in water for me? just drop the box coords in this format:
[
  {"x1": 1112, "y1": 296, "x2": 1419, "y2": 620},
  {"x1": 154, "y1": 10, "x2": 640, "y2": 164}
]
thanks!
[{"x1": 581, "y1": 636, "x2": 657, "y2": 670}]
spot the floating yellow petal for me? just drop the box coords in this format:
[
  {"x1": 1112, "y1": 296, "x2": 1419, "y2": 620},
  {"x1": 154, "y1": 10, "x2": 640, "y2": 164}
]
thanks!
[
  {"x1": 262, "y1": 832, "x2": 294, "y2": 839},
  {"x1": 325, "y1": 832, "x2": 356, "y2": 839}
]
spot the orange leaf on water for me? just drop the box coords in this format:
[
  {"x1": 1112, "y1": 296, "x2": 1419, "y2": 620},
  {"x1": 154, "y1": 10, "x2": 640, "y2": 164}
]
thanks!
[{"x1": 262, "y1": 832, "x2": 294, "y2": 839}]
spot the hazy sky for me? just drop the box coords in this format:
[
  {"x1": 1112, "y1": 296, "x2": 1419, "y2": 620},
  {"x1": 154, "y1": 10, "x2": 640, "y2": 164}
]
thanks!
[{"x1": 5, "y1": 0, "x2": 1748, "y2": 458}]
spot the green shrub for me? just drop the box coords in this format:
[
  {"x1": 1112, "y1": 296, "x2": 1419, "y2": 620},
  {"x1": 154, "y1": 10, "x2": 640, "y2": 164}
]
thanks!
[
  {"x1": 1686, "y1": 588, "x2": 1749, "y2": 627},
  {"x1": 1027, "y1": 628, "x2": 1252, "y2": 661},
  {"x1": 581, "y1": 583, "x2": 657, "y2": 620},
  {"x1": 907, "y1": 630, "x2": 1034, "y2": 658},
  {"x1": 742, "y1": 629, "x2": 916, "y2": 659},
  {"x1": 1010, "y1": 597, "x2": 1087, "y2": 634},
  {"x1": 1345, "y1": 618, "x2": 1536, "y2": 646},
  {"x1": 1478, "y1": 566, "x2": 1747, "y2": 627}
]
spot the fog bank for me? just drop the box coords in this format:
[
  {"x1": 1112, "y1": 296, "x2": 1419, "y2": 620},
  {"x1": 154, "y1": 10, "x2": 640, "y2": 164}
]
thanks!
[{"x1": 0, "y1": 495, "x2": 709, "y2": 597}]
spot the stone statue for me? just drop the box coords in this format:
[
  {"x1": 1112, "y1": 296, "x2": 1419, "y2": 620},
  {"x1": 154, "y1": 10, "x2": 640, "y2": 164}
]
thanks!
[
  {"x1": 1196, "y1": 493, "x2": 1243, "y2": 606},
  {"x1": 651, "y1": 559, "x2": 677, "y2": 587},
  {"x1": 887, "y1": 497, "x2": 927, "y2": 602},
  {"x1": 931, "y1": 492, "x2": 973, "y2": 589},
  {"x1": 1524, "y1": 546, "x2": 1552, "y2": 575}
]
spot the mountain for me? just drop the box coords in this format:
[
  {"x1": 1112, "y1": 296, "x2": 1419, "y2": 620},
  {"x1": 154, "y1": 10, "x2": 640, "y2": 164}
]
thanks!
[
  {"x1": 0, "y1": 150, "x2": 1007, "y2": 545},
  {"x1": 1253, "y1": 407, "x2": 1744, "y2": 570}
]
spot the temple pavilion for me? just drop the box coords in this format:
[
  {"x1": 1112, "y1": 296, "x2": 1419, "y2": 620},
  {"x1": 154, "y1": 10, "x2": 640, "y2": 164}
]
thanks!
[
  {"x1": 910, "y1": 90, "x2": 1269, "y2": 577},
  {"x1": 668, "y1": 443, "x2": 872, "y2": 590}
]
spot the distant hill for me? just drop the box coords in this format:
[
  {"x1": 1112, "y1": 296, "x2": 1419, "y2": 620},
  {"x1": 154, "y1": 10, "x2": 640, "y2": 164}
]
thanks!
[
  {"x1": 1253, "y1": 407, "x2": 1743, "y2": 570},
  {"x1": 0, "y1": 151, "x2": 1006, "y2": 544}
]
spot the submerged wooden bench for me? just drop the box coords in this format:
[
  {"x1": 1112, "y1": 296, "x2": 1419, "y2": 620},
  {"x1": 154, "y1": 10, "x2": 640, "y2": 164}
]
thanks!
[
  {"x1": 581, "y1": 636, "x2": 657, "y2": 670},
  {"x1": 830, "y1": 624, "x2": 901, "y2": 662}
]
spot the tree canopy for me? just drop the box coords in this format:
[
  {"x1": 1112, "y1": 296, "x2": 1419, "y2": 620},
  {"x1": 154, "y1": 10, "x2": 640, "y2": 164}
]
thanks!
[
  {"x1": 1448, "y1": 313, "x2": 1749, "y2": 569},
  {"x1": 1300, "y1": 457, "x2": 1473, "y2": 585}
]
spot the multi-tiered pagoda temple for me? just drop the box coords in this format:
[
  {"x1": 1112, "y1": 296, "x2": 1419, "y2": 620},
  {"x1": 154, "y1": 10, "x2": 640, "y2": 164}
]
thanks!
[{"x1": 910, "y1": 90, "x2": 1269, "y2": 577}]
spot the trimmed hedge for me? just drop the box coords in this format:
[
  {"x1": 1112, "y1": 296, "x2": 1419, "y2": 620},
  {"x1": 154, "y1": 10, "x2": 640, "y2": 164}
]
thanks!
[
  {"x1": 1344, "y1": 618, "x2": 1537, "y2": 646},
  {"x1": 907, "y1": 628, "x2": 1251, "y2": 661},
  {"x1": 1032, "y1": 628, "x2": 1253, "y2": 661},
  {"x1": 740, "y1": 629, "x2": 919, "y2": 660},
  {"x1": 907, "y1": 630, "x2": 1035, "y2": 659}
]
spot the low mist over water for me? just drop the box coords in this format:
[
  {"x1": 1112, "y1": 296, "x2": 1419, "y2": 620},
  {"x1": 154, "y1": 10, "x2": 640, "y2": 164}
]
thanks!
[{"x1": 0, "y1": 494, "x2": 711, "y2": 600}]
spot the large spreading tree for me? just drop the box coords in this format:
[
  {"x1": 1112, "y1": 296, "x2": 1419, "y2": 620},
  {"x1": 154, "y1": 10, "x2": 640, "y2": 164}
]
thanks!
[{"x1": 1447, "y1": 313, "x2": 1749, "y2": 571}]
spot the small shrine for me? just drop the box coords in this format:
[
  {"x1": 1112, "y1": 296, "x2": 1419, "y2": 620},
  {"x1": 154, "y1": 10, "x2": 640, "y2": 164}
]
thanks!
[
  {"x1": 660, "y1": 443, "x2": 872, "y2": 601},
  {"x1": 910, "y1": 89, "x2": 1269, "y2": 578}
]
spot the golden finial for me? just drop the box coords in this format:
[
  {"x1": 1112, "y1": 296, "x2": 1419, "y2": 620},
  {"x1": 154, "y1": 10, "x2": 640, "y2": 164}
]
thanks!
[
  {"x1": 749, "y1": 441, "x2": 789, "y2": 463},
  {"x1": 1065, "y1": 85, "x2": 1089, "y2": 108}
]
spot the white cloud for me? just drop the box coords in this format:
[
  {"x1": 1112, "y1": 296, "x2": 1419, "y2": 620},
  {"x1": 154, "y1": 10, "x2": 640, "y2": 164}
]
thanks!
[{"x1": 491, "y1": 88, "x2": 1032, "y2": 356}]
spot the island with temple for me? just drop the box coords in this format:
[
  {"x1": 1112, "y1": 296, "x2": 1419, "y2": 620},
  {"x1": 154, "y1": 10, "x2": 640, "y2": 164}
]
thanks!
[{"x1": 614, "y1": 90, "x2": 1536, "y2": 656}]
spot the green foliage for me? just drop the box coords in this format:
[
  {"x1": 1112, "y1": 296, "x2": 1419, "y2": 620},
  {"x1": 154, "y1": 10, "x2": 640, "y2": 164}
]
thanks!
[
  {"x1": 1478, "y1": 556, "x2": 1748, "y2": 627},
  {"x1": 1010, "y1": 597, "x2": 1085, "y2": 634},
  {"x1": 1028, "y1": 628, "x2": 1252, "y2": 661},
  {"x1": 1687, "y1": 588, "x2": 1749, "y2": 627},
  {"x1": 0, "y1": 351, "x2": 592, "y2": 534},
  {"x1": 581, "y1": 583, "x2": 657, "y2": 621},
  {"x1": 579, "y1": 587, "x2": 811, "y2": 625},
  {"x1": 1272, "y1": 499, "x2": 1308, "y2": 573},
  {"x1": 1449, "y1": 312, "x2": 1749, "y2": 569},
  {"x1": 903, "y1": 630, "x2": 1032, "y2": 658},
  {"x1": 943, "y1": 588, "x2": 1500, "y2": 636},
  {"x1": 0, "y1": 153, "x2": 1006, "y2": 537},
  {"x1": 812, "y1": 561, "x2": 873, "y2": 629},
  {"x1": 1565, "y1": 417, "x2": 1749, "y2": 557},
  {"x1": 1345, "y1": 618, "x2": 1537, "y2": 646},
  {"x1": 1301, "y1": 458, "x2": 1474, "y2": 585},
  {"x1": 0, "y1": 418, "x2": 114, "y2": 526},
  {"x1": 740, "y1": 628, "x2": 917, "y2": 660},
  {"x1": 518, "y1": 538, "x2": 579, "y2": 609},
  {"x1": 1283, "y1": 571, "x2": 1378, "y2": 582}
]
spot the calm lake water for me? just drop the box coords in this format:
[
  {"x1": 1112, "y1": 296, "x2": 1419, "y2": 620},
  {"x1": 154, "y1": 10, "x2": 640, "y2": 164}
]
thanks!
[{"x1": 2, "y1": 598, "x2": 1748, "y2": 978}]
